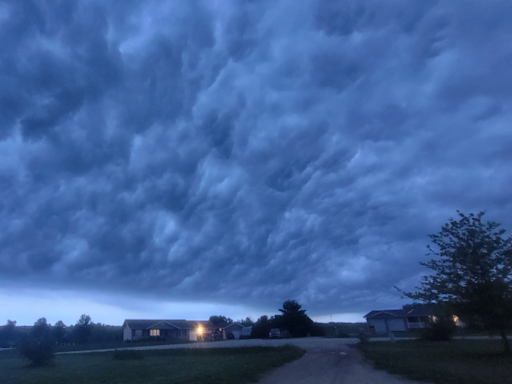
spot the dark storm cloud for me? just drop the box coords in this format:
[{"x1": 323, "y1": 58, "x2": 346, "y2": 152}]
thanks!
[{"x1": 1, "y1": 0, "x2": 512, "y2": 315}]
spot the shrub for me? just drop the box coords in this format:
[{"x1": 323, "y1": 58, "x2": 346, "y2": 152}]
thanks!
[
  {"x1": 18, "y1": 339, "x2": 55, "y2": 366},
  {"x1": 421, "y1": 318, "x2": 456, "y2": 341},
  {"x1": 357, "y1": 330, "x2": 371, "y2": 343},
  {"x1": 112, "y1": 349, "x2": 144, "y2": 360}
]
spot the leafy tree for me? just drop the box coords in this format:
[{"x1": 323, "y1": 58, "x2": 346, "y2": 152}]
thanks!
[
  {"x1": 251, "y1": 315, "x2": 273, "y2": 339},
  {"x1": 277, "y1": 300, "x2": 314, "y2": 337},
  {"x1": 0, "y1": 320, "x2": 19, "y2": 347},
  {"x1": 19, "y1": 317, "x2": 55, "y2": 366},
  {"x1": 18, "y1": 339, "x2": 55, "y2": 366},
  {"x1": 402, "y1": 212, "x2": 512, "y2": 353},
  {"x1": 74, "y1": 314, "x2": 92, "y2": 344},
  {"x1": 209, "y1": 315, "x2": 233, "y2": 327},
  {"x1": 53, "y1": 321, "x2": 66, "y2": 343},
  {"x1": 238, "y1": 317, "x2": 254, "y2": 327},
  {"x1": 31, "y1": 318, "x2": 51, "y2": 341}
]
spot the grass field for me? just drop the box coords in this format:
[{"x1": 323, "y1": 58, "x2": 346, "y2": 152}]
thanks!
[
  {"x1": 357, "y1": 339, "x2": 512, "y2": 384},
  {"x1": 321, "y1": 322, "x2": 365, "y2": 338},
  {"x1": 0, "y1": 345, "x2": 305, "y2": 384},
  {"x1": 54, "y1": 339, "x2": 193, "y2": 353}
]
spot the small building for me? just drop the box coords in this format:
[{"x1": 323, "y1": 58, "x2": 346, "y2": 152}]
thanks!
[
  {"x1": 223, "y1": 323, "x2": 244, "y2": 340},
  {"x1": 240, "y1": 326, "x2": 253, "y2": 339},
  {"x1": 364, "y1": 307, "x2": 436, "y2": 334}
]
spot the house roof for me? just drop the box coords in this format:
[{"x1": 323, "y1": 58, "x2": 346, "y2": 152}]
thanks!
[
  {"x1": 364, "y1": 310, "x2": 405, "y2": 318},
  {"x1": 364, "y1": 306, "x2": 436, "y2": 319},
  {"x1": 123, "y1": 319, "x2": 216, "y2": 330},
  {"x1": 223, "y1": 322, "x2": 244, "y2": 330}
]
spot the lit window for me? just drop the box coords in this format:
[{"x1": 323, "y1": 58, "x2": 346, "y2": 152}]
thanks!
[{"x1": 150, "y1": 329, "x2": 160, "y2": 337}]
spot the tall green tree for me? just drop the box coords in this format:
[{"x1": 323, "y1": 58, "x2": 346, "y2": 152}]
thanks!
[{"x1": 403, "y1": 212, "x2": 512, "y2": 352}]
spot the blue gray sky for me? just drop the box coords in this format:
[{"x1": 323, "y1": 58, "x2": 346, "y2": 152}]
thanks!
[{"x1": 1, "y1": 0, "x2": 512, "y2": 326}]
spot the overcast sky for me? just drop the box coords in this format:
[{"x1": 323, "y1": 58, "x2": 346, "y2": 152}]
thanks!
[{"x1": 1, "y1": 0, "x2": 512, "y2": 326}]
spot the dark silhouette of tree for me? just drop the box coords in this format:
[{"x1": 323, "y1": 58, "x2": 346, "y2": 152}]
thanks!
[
  {"x1": 209, "y1": 315, "x2": 233, "y2": 327},
  {"x1": 74, "y1": 314, "x2": 92, "y2": 344},
  {"x1": 402, "y1": 212, "x2": 512, "y2": 353},
  {"x1": 237, "y1": 317, "x2": 254, "y2": 327},
  {"x1": 53, "y1": 320, "x2": 66, "y2": 343},
  {"x1": 31, "y1": 318, "x2": 51, "y2": 341},
  {"x1": 0, "y1": 319, "x2": 19, "y2": 347},
  {"x1": 252, "y1": 315, "x2": 273, "y2": 338},
  {"x1": 18, "y1": 318, "x2": 55, "y2": 366},
  {"x1": 277, "y1": 300, "x2": 314, "y2": 337}
]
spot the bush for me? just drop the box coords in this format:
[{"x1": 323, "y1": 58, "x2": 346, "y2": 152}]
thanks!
[
  {"x1": 357, "y1": 330, "x2": 371, "y2": 343},
  {"x1": 112, "y1": 349, "x2": 144, "y2": 360},
  {"x1": 421, "y1": 318, "x2": 456, "y2": 341},
  {"x1": 18, "y1": 339, "x2": 55, "y2": 366}
]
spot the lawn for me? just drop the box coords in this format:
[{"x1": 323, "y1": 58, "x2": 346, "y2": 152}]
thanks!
[
  {"x1": 357, "y1": 339, "x2": 512, "y2": 384},
  {"x1": 0, "y1": 345, "x2": 305, "y2": 384},
  {"x1": 54, "y1": 339, "x2": 193, "y2": 353}
]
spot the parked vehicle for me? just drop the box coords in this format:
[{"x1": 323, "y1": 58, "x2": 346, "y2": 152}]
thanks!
[
  {"x1": 239, "y1": 326, "x2": 253, "y2": 339},
  {"x1": 269, "y1": 328, "x2": 281, "y2": 338}
]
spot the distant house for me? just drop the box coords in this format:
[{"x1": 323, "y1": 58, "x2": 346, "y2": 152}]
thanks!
[
  {"x1": 223, "y1": 323, "x2": 245, "y2": 340},
  {"x1": 122, "y1": 319, "x2": 218, "y2": 342},
  {"x1": 364, "y1": 307, "x2": 437, "y2": 334},
  {"x1": 240, "y1": 326, "x2": 253, "y2": 339},
  {"x1": 122, "y1": 319, "x2": 251, "y2": 342}
]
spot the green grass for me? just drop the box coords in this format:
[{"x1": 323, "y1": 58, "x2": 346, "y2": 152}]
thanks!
[
  {"x1": 0, "y1": 345, "x2": 305, "y2": 384},
  {"x1": 357, "y1": 339, "x2": 512, "y2": 384},
  {"x1": 321, "y1": 322, "x2": 366, "y2": 338},
  {"x1": 54, "y1": 339, "x2": 193, "y2": 353}
]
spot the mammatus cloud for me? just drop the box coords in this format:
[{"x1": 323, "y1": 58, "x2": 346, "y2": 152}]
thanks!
[{"x1": 1, "y1": 0, "x2": 511, "y2": 318}]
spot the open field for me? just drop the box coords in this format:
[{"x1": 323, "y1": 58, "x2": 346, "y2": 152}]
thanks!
[
  {"x1": 0, "y1": 345, "x2": 305, "y2": 384},
  {"x1": 54, "y1": 339, "x2": 194, "y2": 353},
  {"x1": 357, "y1": 339, "x2": 512, "y2": 384}
]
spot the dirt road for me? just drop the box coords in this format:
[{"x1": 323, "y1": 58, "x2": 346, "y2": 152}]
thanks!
[{"x1": 257, "y1": 340, "x2": 419, "y2": 384}]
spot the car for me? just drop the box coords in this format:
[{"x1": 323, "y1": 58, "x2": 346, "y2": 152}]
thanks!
[{"x1": 269, "y1": 328, "x2": 281, "y2": 338}]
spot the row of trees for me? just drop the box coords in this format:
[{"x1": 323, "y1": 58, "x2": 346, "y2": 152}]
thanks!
[
  {"x1": 0, "y1": 314, "x2": 122, "y2": 348},
  {"x1": 209, "y1": 301, "x2": 324, "y2": 339},
  {"x1": 208, "y1": 315, "x2": 255, "y2": 327}
]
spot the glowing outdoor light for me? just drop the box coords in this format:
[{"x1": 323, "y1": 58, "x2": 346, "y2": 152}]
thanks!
[{"x1": 197, "y1": 325, "x2": 204, "y2": 335}]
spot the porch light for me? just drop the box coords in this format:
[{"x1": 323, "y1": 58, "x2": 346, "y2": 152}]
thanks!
[{"x1": 197, "y1": 325, "x2": 204, "y2": 335}]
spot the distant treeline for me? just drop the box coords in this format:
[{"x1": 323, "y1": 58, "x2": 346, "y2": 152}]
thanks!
[
  {"x1": 1, "y1": 300, "x2": 360, "y2": 348},
  {"x1": 0, "y1": 315, "x2": 122, "y2": 348}
]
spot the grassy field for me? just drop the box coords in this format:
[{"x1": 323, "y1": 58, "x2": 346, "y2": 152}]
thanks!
[
  {"x1": 0, "y1": 345, "x2": 305, "y2": 384},
  {"x1": 53, "y1": 339, "x2": 194, "y2": 353},
  {"x1": 357, "y1": 339, "x2": 512, "y2": 384},
  {"x1": 321, "y1": 322, "x2": 366, "y2": 338}
]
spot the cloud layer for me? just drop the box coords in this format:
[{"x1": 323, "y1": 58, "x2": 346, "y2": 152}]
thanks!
[{"x1": 1, "y1": 0, "x2": 512, "y2": 316}]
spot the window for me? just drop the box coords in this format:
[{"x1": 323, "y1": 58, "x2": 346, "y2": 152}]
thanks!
[{"x1": 150, "y1": 329, "x2": 160, "y2": 337}]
